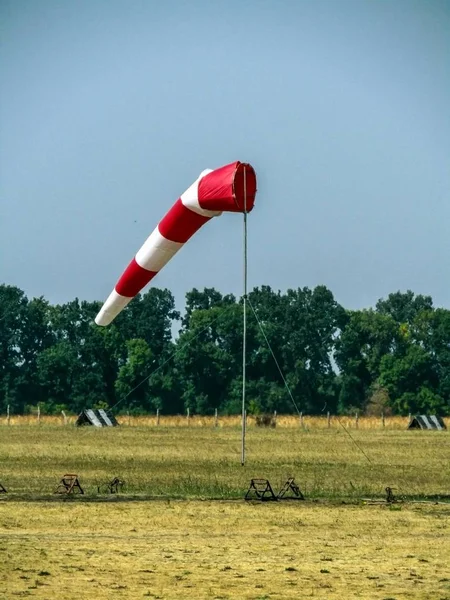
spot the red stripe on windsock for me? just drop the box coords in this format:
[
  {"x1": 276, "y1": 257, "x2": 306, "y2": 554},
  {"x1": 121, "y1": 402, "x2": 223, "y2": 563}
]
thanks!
[
  {"x1": 115, "y1": 258, "x2": 157, "y2": 297},
  {"x1": 198, "y1": 162, "x2": 256, "y2": 213},
  {"x1": 158, "y1": 198, "x2": 210, "y2": 243}
]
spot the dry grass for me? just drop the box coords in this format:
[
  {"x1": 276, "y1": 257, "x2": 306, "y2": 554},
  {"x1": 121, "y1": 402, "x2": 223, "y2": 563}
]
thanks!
[
  {"x1": 0, "y1": 425, "x2": 449, "y2": 501},
  {"x1": 3, "y1": 413, "x2": 449, "y2": 429},
  {"x1": 1, "y1": 424, "x2": 450, "y2": 598},
  {"x1": 1, "y1": 500, "x2": 449, "y2": 599}
]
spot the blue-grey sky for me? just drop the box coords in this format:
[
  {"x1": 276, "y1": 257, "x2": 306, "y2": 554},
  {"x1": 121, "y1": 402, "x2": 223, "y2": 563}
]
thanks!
[{"x1": 1, "y1": 0, "x2": 449, "y2": 316}]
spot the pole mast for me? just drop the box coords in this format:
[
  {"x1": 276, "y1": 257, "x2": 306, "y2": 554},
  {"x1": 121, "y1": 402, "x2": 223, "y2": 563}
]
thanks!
[{"x1": 241, "y1": 167, "x2": 248, "y2": 466}]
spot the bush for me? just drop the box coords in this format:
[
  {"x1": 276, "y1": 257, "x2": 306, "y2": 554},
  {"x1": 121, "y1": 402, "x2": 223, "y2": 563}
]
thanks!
[{"x1": 255, "y1": 413, "x2": 276, "y2": 428}]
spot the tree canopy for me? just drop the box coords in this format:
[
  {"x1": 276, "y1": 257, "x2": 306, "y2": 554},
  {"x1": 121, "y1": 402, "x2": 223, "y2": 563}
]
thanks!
[{"x1": 1, "y1": 283, "x2": 448, "y2": 416}]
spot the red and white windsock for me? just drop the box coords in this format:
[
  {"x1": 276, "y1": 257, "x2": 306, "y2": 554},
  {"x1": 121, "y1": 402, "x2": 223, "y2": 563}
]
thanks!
[{"x1": 95, "y1": 161, "x2": 257, "y2": 326}]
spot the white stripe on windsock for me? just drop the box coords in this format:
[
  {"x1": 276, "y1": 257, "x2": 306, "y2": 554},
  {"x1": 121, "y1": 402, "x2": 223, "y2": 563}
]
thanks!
[
  {"x1": 95, "y1": 289, "x2": 132, "y2": 326},
  {"x1": 135, "y1": 227, "x2": 184, "y2": 272},
  {"x1": 180, "y1": 169, "x2": 221, "y2": 218}
]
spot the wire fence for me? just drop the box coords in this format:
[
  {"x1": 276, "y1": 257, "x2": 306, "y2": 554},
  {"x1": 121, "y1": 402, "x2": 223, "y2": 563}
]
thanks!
[{"x1": 1, "y1": 410, "x2": 449, "y2": 430}]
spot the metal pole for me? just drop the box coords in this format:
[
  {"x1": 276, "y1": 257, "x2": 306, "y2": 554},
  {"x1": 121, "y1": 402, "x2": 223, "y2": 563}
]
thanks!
[{"x1": 241, "y1": 167, "x2": 248, "y2": 466}]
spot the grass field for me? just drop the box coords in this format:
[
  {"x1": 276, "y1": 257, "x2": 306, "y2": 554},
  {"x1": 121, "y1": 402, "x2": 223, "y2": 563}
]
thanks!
[
  {"x1": 4, "y1": 413, "x2": 441, "y2": 429},
  {"x1": 1, "y1": 421, "x2": 449, "y2": 599}
]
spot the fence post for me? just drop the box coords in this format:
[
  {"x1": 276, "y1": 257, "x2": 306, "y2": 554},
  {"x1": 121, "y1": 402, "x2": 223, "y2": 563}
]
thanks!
[
  {"x1": 381, "y1": 411, "x2": 385, "y2": 428},
  {"x1": 187, "y1": 408, "x2": 190, "y2": 426},
  {"x1": 127, "y1": 410, "x2": 131, "y2": 426},
  {"x1": 355, "y1": 412, "x2": 359, "y2": 429},
  {"x1": 327, "y1": 411, "x2": 331, "y2": 429},
  {"x1": 300, "y1": 411, "x2": 304, "y2": 429},
  {"x1": 61, "y1": 410, "x2": 67, "y2": 426},
  {"x1": 214, "y1": 408, "x2": 218, "y2": 428},
  {"x1": 156, "y1": 408, "x2": 160, "y2": 426},
  {"x1": 7, "y1": 405, "x2": 10, "y2": 426},
  {"x1": 273, "y1": 410, "x2": 277, "y2": 426},
  {"x1": 37, "y1": 403, "x2": 41, "y2": 425}
]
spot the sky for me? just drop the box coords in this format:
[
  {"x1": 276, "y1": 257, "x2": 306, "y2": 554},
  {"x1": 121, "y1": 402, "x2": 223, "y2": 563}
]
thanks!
[{"x1": 1, "y1": 0, "x2": 449, "y2": 318}]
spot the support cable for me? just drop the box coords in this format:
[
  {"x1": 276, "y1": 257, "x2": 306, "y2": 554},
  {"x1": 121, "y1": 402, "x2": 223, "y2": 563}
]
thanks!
[
  {"x1": 247, "y1": 296, "x2": 372, "y2": 464},
  {"x1": 247, "y1": 296, "x2": 301, "y2": 417},
  {"x1": 335, "y1": 417, "x2": 372, "y2": 464}
]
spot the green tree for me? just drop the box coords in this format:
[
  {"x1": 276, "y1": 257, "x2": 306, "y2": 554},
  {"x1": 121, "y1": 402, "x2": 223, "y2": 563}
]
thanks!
[
  {"x1": 175, "y1": 304, "x2": 243, "y2": 414},
  {"x1": 410, "y1": 308, "x2": 450, "y2": 409},
  {"x1": 249, "y1": 285, "x2": 345, "y2": 414},
  {"x1": 175, "y1": 285, "x2": 345, "y2": 416},
  {"x1": 48, "y1": 299, "x2": 115, "y2": 410},
  {"x1": 0, "y1": 285, "x2": 28, "y2": 411},
  {"x1": 36, "y1": 342, "x2": 78, "y2": 411},
  {"x1": 334, "y1": 309, "x2": 398, "y2": 413},
  {"x1": 376, "y1": 290, "x2": 433, "y2": 324},
  {"x1": 1, "y1": 281, "x2": 446, "y2": 418},
  {"x1": 378, "y1": 345, "x2": 444, "y2": 414},
  {"x1": 115, "y1": 338, "x2": 154, "y2": 412},
  {"x1": 116, "y1": 288, "x2": 179, "y2": 356},
  {"x1": 0, "y1": 288, "x2": 56, "y2": 411},
  {"x1": 181, "y1": 287, "x2": 236, "y2": 329}
]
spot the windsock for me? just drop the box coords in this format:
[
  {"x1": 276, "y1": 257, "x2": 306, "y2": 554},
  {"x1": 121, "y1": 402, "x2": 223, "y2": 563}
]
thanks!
[{"x1": 95, "y1": 161, "x2": 257, "y2": 326}]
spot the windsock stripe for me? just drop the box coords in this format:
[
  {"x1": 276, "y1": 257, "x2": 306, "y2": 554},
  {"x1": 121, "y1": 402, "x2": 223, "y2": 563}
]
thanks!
[
  {"x1": 115, "y1": 258, "x2": 158, "y2": 297},
  {"x1": 94, "y1": 289, "x2": 133, "y2": 326},
  {"x1": 115, "y1": 199, "x2": 211, "y2": 298},
  {"x1": 116, "y1": 198, "x2": 211, "y2": 299},
  {"x1": 180, "y1": 169, "x2": 221, "y2": 218},
  {"x1": 135, "y1": 227, "x2": 184, "y2": 272},
  {"x1": 158, "y1": 198, "x2": 211, "y2": 243}
]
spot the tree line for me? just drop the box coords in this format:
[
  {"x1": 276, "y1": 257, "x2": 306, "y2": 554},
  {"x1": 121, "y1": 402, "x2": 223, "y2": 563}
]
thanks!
[{"x1": 1, "y1": 283, "x2": 449, "y2": 417}]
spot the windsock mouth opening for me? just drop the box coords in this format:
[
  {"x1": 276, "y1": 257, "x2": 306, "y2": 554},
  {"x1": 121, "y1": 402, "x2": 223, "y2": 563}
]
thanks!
[{"x1": 233, "y1": 163, "x2": 257, "y2": 213}]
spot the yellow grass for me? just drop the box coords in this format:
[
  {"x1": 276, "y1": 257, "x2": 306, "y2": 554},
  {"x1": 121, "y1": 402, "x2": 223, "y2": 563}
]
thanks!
[
  {"x1": 3, "y1": 413, "x2": 449, "y2": 429},
  {"x1": 0, "y1": 424, "x2": 449, "y2": 501},
  {"x1": 2, "y1": 500, "x2": 450, "y2": 599},
  {"x1": 1, "y1": 424, "x2": 450, "y2": 598}
]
